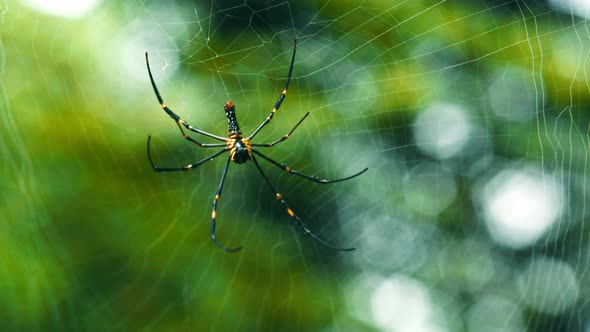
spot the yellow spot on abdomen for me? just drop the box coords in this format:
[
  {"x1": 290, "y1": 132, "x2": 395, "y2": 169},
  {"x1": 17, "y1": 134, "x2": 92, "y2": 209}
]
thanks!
[
  {"x1": 215, "y1": 195, "x2": 220, "y2": 201},
  {"x1": 212, "y1": 210, "x2": 217, "y2": 219},
  {"x1": 282, "y1": 89, "x2": 287, "y2": 95},
  {"x1": 276, "y1": 193, "x2": 282, "y2": 200},
  {"x1": 285, "y1": 167, "x2": 291, "y2": 173},
  {"x1": 287, "y1": 208, "x2": 295, "y2": 217}
]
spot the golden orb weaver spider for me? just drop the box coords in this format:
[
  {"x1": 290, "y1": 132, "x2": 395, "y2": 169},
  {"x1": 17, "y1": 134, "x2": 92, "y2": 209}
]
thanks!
[{"x1": 145, "y1": 39, "x2": 367, "y2": 252}]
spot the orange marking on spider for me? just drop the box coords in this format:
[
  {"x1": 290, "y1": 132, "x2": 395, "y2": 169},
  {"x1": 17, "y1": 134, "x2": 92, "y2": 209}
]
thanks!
[
  {"x1": 287, "y1": 208, "x2": 295, "y2": 217},
  {"x1": 145, "y1": 39, "x2": 364, "y2": 252}
]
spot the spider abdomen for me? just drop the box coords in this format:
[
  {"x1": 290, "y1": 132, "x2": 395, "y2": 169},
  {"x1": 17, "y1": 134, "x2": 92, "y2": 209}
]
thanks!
[{"x1": 224, "y1": 101, "x2": 241, "y2": 136}]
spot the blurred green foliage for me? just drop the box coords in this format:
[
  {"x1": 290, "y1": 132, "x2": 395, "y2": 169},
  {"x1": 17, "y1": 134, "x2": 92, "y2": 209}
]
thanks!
[{"x1": 2, "y1": 1, "x2": 589, "y2": 331}]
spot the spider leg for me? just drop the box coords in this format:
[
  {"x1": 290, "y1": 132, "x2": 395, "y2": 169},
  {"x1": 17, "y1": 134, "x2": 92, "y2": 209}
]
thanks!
[
  {"x1": 145, "y1": 52, "x2": 228, "y2": 143},
  {"x1": 250, "y1": 154, "x2": 355, "y2": 251},
  {"x1": 147, "y1": 135, "x2": 228, "y2": 172},
  {"x1": 250, "y1": 112, "x2": 309, "y2": 148},
  {"x1": 210, "y1": 155, "x2": 243, "y2": 252},
  {"x1": 247, "y1": 39, "x2": 297, "y2": 140},
  {"x1": 251, "y1": 149, "x2": 368, "y2": 184},
  {"x1": 179, "y1": 134, "x2": 228, "y2": 148}
]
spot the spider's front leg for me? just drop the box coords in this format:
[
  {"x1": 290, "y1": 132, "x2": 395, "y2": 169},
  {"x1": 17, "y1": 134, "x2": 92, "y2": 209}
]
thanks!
[
  {"x1": 250, "y1": 154, "x2": 356, "y2": 251},
  {"x1": 251, "y1": 149, "x2": 368, "y2": 184},
  {"x1": 210, "y1": 155, "x2": 243, "y2": 252}
]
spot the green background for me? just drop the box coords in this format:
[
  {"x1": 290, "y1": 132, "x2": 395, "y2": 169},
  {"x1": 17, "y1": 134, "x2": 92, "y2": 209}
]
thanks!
[{"x1": 2, "y1": 0, "x2": 589, "y2": 331}]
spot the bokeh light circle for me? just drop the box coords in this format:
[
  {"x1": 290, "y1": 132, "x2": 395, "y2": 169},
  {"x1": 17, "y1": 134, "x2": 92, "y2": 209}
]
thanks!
[
  {"x1": 413, "y1": 102, "x2": 471, "y2": 159},
  {"x1": 21, "y1": 0, "x2": 102, "y2": 18},
  {"x1": 481, "y1": 168, "x2": 564, "y2": 249}
]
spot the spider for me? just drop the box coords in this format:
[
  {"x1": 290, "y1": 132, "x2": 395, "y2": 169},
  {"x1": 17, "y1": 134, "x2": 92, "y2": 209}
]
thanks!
[{"x1": 145, "y1": 39, "x2": 367, "y2": 252}]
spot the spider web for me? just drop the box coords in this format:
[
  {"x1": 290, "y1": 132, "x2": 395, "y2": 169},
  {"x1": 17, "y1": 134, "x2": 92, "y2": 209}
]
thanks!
[{"x1": 2, "y1": 0, "x2": 590, "y2": 331}]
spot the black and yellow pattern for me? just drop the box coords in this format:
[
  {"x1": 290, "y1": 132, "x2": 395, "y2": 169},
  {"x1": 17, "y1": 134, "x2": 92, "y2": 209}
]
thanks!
[{"x1": 145, "y1": 39, "x2": 367, "y2": 252}]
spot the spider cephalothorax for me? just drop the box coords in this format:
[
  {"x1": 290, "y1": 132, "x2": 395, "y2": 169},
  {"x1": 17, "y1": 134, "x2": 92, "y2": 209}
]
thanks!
[{"x1": 145, "y1": 39, "x2": 367, "y2": 252}]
